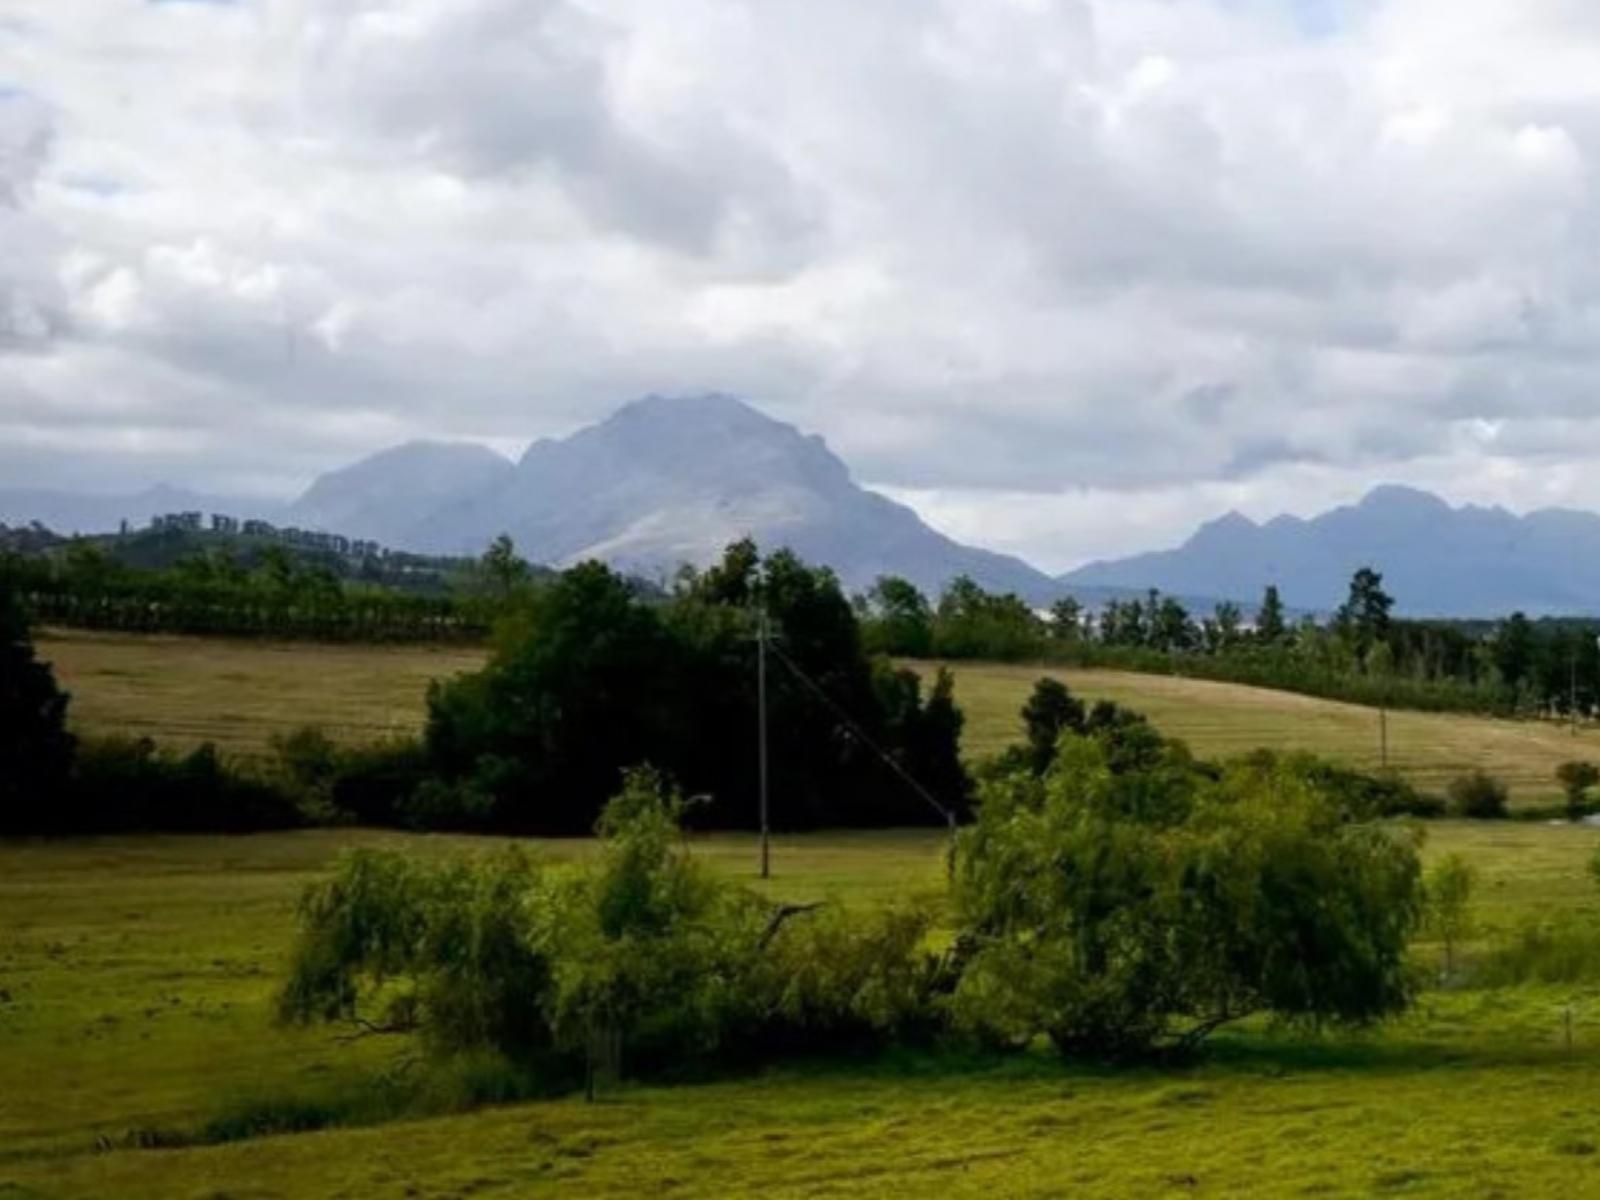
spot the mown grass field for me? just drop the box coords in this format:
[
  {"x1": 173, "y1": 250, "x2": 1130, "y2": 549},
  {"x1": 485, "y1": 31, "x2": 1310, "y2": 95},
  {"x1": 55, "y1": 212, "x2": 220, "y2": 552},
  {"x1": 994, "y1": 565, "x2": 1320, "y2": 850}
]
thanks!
[
  {"x1": 38, "y1": 628, "x2": 1600, "y2": 805},
  {"x1": 5, "y1": 824, "x2": 1600, "y2": 1198}
]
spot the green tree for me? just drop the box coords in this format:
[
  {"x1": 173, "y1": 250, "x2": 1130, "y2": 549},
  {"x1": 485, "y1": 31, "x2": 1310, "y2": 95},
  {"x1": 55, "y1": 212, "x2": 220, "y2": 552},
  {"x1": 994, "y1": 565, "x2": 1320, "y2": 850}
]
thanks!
[
  {"x1": 1021, "y1": 677, "x2": 1085, "y2": 775},
  {"x1": 1048, "y1": 596, "x2": 1084, "y2": 642},
  {"x1": 1337, "y1": 567, "x2": 1394, "y2": 659},
  {"x1": 1424, "y1": 853, "x2": 1476, "y2": 981},
  {"x1": 1557, "y1": 761, "x2": 1600, "y2": 821},
  {"x1": 0, "y1": 586, "x2": 77, "y2": 831},
  {"x1": 860, "y1": 575, "x2": 933, "y2": 657},
  {"x1": 950, "y1": 738, "x2": 1423, "y2": 1057},
  {"x1": 1256, "y1": 585, "x2": 1287, "y2": 644},
  {"x1": 480, "y1": 534, "x2": 531, "y2": 598}
]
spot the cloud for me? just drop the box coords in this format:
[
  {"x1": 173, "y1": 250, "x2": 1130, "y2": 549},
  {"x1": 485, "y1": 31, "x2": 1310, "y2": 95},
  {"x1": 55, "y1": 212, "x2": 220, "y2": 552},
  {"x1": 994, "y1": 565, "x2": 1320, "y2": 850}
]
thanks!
[{"x1": 7, "y1": 0, "x2": 1600, "y2": 565}]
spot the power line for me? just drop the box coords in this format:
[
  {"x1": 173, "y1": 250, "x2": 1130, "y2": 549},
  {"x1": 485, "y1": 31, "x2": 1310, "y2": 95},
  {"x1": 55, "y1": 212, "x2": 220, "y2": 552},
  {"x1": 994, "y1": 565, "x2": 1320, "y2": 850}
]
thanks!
[{"x1": 764, "y1": 637, "x2": 956, "y2": 831}]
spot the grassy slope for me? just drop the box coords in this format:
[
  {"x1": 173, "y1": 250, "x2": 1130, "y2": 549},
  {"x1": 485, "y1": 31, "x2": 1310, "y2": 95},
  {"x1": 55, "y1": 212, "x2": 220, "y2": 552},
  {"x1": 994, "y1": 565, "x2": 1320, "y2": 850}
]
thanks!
[
  {"x1": 6, "y1": 825, "x2": 1600, "y2": 1198},
  {"x1": 922, "y1": 660, "x2": 1600, "y2": 808},
  {"x1": 40, "y1": 629, "x2": 1600, "y2": 805}
]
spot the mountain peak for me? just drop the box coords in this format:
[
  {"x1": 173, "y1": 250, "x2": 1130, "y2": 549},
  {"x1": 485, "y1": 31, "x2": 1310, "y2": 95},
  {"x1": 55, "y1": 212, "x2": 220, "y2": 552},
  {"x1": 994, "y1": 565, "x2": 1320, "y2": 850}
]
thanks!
[{"x1": 1357, "y1": 484, "x2": 1451, "y2": 515}]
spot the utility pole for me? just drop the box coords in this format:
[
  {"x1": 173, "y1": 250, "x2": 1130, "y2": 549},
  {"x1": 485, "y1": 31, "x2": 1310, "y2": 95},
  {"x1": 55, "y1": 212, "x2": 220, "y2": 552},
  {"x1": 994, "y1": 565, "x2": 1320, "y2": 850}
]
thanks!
[
  {"x1": 757, "y1": 605, "x2": 770, "y2": 880},
  {"x1": 1573, "y1": 649, "x2": 1580, "y2": 737},
  {"x1": 1380, "y1": 702, "x2": 1388, "y2": 770}
]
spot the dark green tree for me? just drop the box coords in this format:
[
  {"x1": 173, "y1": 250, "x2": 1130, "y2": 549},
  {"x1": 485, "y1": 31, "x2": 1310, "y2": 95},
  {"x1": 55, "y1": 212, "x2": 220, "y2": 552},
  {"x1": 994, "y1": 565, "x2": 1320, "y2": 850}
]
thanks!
[
  {"x1": 0, "y1": 586, "x2": 77, "y2": 831},
  {"x1": 860, "y1": 575, "x2": 933, "y2": 657},
  {"x1": 1337, "y1": 567, "x2": 1394, "y2": 658},
  {"x1": 1021, "y1": 677, "x2": 1086, "y2": 774},
  {"x1": 1255, "y1": 585, "x2": 1287, "y2": 644}
]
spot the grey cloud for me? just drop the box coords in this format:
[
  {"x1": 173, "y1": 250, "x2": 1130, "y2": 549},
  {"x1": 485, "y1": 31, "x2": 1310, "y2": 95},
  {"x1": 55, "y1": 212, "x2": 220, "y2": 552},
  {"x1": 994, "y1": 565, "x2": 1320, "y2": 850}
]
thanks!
[{"x1": 14, "y1": 1, "x2": 1600, "y2": 566}]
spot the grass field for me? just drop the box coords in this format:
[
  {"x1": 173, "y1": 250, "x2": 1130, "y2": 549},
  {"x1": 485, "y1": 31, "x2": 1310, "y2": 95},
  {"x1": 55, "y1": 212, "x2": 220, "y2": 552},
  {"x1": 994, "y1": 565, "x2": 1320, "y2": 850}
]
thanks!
[
  {"x1": 6, "y1": 823, "x2": 1600, "y2": 1198},
  {"x1": 37, "y1": 628, "x2": 1600, "y2": 806}
]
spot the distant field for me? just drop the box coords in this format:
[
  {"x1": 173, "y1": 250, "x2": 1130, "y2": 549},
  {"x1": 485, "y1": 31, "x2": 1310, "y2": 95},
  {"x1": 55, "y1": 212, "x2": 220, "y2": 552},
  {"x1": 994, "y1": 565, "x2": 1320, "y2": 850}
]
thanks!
[
  {"x1": 36, "y1": 629, "x2": 1600, "y2": 805},
  {"x1": 37, "y1": 629, "x2": 486, "y2": 760},
  {"x1": 6, "y1": 823, "x2": 1600, "y2": 1198},
  {"x1": 921, "y1": 660, "x2": 1600, "y2": 808}
]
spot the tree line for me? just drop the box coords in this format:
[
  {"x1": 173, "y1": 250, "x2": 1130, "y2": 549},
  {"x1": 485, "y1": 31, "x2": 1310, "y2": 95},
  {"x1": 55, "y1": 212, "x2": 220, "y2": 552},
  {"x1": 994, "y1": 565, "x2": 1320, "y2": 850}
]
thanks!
[
  {"x1": 858, "y1": 568, "x2": 1600, "y2": 719},
  {"x1": 1, "y1": 539, "x2": 969, "y2": 836}
]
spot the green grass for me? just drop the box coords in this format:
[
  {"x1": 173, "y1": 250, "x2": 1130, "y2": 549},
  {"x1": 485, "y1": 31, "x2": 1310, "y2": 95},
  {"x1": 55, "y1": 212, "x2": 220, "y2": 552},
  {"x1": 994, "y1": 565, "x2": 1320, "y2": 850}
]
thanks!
[{"x1": 7, "y1": 823, "x2": 1600, "y2": 1197}]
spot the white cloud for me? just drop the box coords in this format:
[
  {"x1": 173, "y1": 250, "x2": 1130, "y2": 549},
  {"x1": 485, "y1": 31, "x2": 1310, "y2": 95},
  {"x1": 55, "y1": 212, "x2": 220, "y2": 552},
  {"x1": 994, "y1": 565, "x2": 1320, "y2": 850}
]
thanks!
[{"x1": 6, "y1": 0, "x2": 1600, "y2": 567}]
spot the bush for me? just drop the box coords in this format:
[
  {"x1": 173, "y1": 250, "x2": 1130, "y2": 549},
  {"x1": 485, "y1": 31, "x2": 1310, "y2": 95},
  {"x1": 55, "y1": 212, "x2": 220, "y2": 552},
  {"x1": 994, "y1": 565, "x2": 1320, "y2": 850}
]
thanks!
[
  {"x1": 1557, "y1": 761, "x2": 1600, "y2": 820},
  {"x1": 278, "y1": 767, "x2": 945, "y2": 1082},
  {"x1": 65, "y1": 737, "x2": 302, "y2": 834},
  {"x1": 1447, "y1": 770, "x2": 1509, "y2": 819},
  {"x1": 1474, "y1": 919, "x2": 1600, "y2": 987},
  {"x1": 948, "y1": 736, "x2": 1424, "y2": 1059}
]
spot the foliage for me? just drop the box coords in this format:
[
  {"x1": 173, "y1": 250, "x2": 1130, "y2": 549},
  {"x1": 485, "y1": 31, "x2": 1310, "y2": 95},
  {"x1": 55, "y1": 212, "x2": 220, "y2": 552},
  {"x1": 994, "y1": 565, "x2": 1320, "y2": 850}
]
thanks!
[
  {"x1": 1448, "y1": 770, "x2": 1510, "y2": 820},
  {"x1": 949, "y1": 736, "x2": 1424, "y2": 1058},
  {"x1": 426, "y1": 543, "x2": 970, "y2": 833},
  {"x1": 1557, "y1": 760, "x2": 1600, "y2": 820},
  {"x1": 278, "y1": 769, "x2": 944, "y2": 1080},
  {"x1": 1474, "y1": 919, "x2": 1600, "y2": 987},
  {"x1": 1425, "y1": 854, "x2": 1477, "y2": 980},
  {"x1": 0, "y1": 584, "x2": 76, "y2": 823}
]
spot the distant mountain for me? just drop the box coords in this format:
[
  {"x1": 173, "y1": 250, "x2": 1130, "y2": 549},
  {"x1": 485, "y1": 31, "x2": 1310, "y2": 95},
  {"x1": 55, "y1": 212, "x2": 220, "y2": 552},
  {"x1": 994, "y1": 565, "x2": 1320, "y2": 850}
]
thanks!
[
  {"x1": 0, "y1": 484, "x2": 275, "y2": 536},
  {"x1": 283, "y1": 440, "x2": 514, "y2": 547},
  {"x1": 358, "y1": 393, "x2": 1062, "y2": 599},
  {"x1": 1061, "y1": 484, "x2": 1600, "y2": 617}
]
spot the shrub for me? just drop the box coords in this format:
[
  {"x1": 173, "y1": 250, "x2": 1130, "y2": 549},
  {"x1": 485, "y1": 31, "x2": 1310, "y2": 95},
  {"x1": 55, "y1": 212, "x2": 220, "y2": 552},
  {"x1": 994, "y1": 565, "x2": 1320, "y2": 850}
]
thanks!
[
  {"x1": 1557, "y1": 761, "x2": 1600, "y2": 821},
  {"x1": 1447, "y1": 770, "x2": 1509, "y2": 819},
  {"x1": 949, "y1": 736, "x2": 1424, "y2": 1059},
  {"x1": 1474, "y1": 919, "x2": 1600, "y2": 987},
  {"x1": 278, "y1": 767, "x2": 943, "y2": 1082},
  {"x1": 67, "y1": 737, "x2": 302, "y2": 834}
]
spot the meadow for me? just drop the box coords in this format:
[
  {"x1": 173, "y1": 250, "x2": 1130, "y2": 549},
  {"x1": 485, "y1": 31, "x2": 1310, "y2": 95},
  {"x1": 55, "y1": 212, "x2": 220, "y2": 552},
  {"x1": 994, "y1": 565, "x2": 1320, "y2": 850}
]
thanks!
[
  {"x1": 16, "y1": 629, "x2": 1600, "y2": 1197},
  {"x1": 5, "y1": 823, "x2": 1600, "y2": 1198},
  {"x1": 37, "y1": 628, "x2": 1600, "y2": 805}
]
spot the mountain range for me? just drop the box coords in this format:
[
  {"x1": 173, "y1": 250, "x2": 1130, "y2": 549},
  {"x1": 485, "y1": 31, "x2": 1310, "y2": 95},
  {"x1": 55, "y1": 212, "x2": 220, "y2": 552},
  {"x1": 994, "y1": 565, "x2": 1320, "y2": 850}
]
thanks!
[
  {"x1": 15, "y1": 396, "x2": 1600, "y2": 616},
  {"x1": 1062, "y1": 484, "x2": 1600, "y2": 617}
]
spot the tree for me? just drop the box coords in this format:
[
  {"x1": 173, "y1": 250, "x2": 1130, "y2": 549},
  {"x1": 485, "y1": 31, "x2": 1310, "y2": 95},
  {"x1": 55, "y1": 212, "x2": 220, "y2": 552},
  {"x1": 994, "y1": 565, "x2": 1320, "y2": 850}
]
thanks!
[
  {"x1": 860, "y1": 575, "x2": 933, "y2": 657},
  {"x1": 1337, "y1": 567, "x2": 1394, "y2": 659},
  {"x1": 1424, "y1": 853, "x2": 1476, "y2": 981},
  {"x1": 950, "y1": 737, "x2": 1423, "y2": 1057},
  {"x1": 1256, "y1": 585, "x2": 1287, "y2": 644},
  {"x1": 1021, "y1": 677, "x2": 1085, "y2": 775},
  {"x1": 0, "y1": 586, "x2": 77, "y2": 830},
  {"x1": 480, "y1": 534, "x2": 531, "y2": 598},
  {"x1": 1557, "y1": 761, "x2": 1600, "y2": 821},
  {"x1": 1048, "y1": 597, "x2": 1084, "y2": 643}
]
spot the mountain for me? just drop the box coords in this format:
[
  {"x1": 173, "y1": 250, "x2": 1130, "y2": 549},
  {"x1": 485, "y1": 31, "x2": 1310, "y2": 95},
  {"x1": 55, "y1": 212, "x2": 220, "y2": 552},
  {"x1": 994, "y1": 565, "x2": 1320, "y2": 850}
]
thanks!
[
  {"x1": 283, "y1": 440, "x2": 514, "y2": 547},
  {"x1": 380, "y1": 393, "x2": 1060, "y2": 599},
  {"x1": 0, "y1": 485, "x2": 276, "y2": 535},
  {"x1": 1061, "y1": 484, "x2": 1600, "y2": 617}
]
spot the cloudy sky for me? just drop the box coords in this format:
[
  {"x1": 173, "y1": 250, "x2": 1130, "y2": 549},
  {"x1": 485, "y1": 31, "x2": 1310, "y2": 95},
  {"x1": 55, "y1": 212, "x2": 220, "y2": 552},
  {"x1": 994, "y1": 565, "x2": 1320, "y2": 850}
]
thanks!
[{"x1": 5, "y1": 1, "x2": 1600, "y2": 571}]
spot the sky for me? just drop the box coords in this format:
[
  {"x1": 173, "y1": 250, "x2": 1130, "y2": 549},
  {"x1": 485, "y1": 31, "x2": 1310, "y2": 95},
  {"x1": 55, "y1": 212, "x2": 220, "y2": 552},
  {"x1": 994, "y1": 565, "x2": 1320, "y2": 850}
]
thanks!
[{"x1": 5, "y1": 1, "x2": 1600, "y2": 572}]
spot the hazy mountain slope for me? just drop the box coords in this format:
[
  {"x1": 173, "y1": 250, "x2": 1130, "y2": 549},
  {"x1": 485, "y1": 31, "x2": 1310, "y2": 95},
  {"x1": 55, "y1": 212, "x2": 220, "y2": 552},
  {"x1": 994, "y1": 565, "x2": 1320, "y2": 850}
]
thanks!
[
  {"x1": 408, "y1": 393, "x2": 1058, "y2": 599},
  {"x1": 1061, "y1": 485, "x2": 1600, "y2": 616},
  {"x1": 284, "y1": 441, "x2": 514, "y2": 546}
]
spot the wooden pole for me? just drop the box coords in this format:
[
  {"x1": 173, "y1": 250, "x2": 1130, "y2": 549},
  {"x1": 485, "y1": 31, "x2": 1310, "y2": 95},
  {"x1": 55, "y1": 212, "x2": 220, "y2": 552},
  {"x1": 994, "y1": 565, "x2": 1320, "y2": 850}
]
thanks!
[{"x1": 758, "y1": 606, "x2": 770, "y2": 880}]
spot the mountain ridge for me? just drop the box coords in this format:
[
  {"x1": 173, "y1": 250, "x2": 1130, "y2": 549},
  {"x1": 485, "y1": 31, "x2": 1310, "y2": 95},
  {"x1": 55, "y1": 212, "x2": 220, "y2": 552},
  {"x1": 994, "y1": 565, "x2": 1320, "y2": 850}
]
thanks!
[{"x1": 1060, "y1": 484, "x2": 1600, "y2": 617}]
